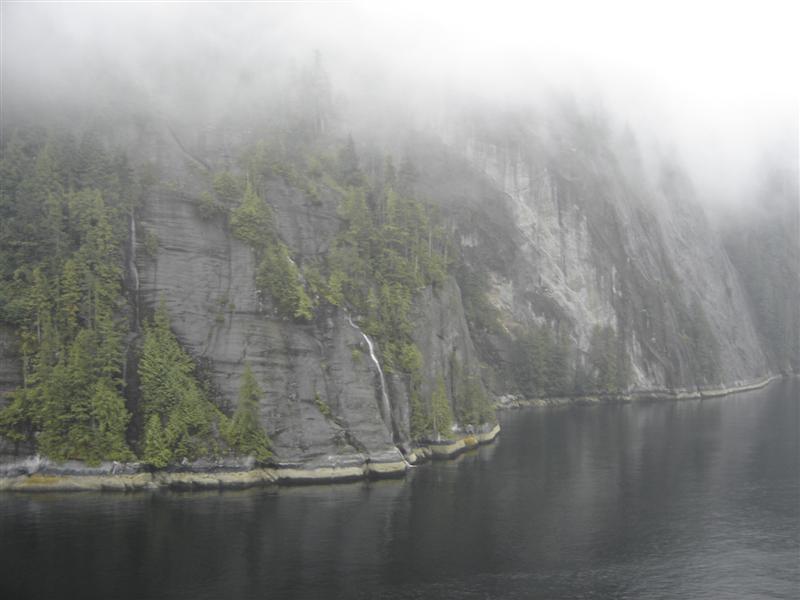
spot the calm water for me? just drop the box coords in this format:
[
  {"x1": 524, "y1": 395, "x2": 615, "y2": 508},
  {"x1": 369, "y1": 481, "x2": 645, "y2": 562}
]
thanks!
[{"x1": 2, "y1": 380, "x2": 798, "y2": 599}]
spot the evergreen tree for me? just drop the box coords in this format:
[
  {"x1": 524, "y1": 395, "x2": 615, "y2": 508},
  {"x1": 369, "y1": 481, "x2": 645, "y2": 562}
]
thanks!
[
  {"x1": 409, "y1": 387, "x2": 432, "y2": 440},
  {"x1": 212, "y1": 171, "x2": 242, "y2": 206},
  {"x1": 338, "y1": 135, "x2": 364, "y2": 187},
  {"x1": 256, "y1": 243, "x2": 314, "y2": 321},
  {"x1": 383, "y1": 155, "x2": 397, "y2": 189},
  {"x1": 225, "y1": 363, "x2": 271, "y2": 461},
  {"x1": 230, "y1": 180, "x2": 274, "y2": 247},
  {"x1": 138, "y1": 303, "x2": 225, "y2": 466},
  {"x1": 431, "y1": 376, "x2": 454, "y2": 440},
  {"x1": 230, "y1": 181, "x2": 313, "y2": 321},
  {"x1": 88, "y1": 379, "x2": 135, "y2": 460},
  {"x1": 462, "y1": 375, "x2": 496, "y2": 426},
  {"x1": 142, "y1": 414, "x2": 171, "y2": 469},
  {"x1": 511, "y1": 326, "x2": 548, "y2": 397},
  {"x1": 0, "y1": 154, "x2": 133, "y2": 463},
  {"x1": 37, "y1": 329, "x2": 132, "y2": 464},
  {"x1": 397, "y1": 155, "x2": 418, "y2": 196},
  {"x1": 326, "y1": 143, "x2": 450, "y2": 375}
]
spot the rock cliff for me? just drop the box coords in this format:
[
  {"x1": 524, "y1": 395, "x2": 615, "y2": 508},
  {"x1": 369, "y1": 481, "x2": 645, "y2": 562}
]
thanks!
[
  {"x1": 0, "y1": 103, "x2": 789, "y2": 468},
  {"x1": 433, "y1": 113, "x2": 768, "y2": 390}
]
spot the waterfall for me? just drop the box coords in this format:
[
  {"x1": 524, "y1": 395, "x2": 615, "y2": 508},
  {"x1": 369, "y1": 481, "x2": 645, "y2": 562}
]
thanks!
[{"x1": 347, "y1": 315, "x2": 394, "y2": 437}]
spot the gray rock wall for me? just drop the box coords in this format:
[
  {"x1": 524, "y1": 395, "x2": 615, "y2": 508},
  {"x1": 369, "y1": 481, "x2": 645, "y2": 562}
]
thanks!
[
  {"x1": 412, "y1": 277, "x2": 488, "y2": 417},
  {"x1": 431, "y1": 115, "x2": 769, "y2": 391},
  {"x1": 136, "y1": 183, "x2": 402, "y2": 465},
  {"x1": 0, "y1": 111, "x2": 777, "y2": 464}
]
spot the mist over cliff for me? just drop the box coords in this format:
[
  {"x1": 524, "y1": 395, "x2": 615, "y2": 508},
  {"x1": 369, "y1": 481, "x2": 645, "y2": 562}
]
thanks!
[
  {"x1": 4, "y1": 1, "x2": 796, "y2": 202},
  {"x1": 0, "y1": 2, "x2": 797, "y2": 469}
]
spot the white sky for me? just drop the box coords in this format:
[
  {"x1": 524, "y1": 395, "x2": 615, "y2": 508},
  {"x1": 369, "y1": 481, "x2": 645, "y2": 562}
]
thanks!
[
  {"x1": 2, "y1": 0, "x2": 798, "y2": 205},
  {"x1": 351, "y1": 0, "x2": 799, "y2": 203}
]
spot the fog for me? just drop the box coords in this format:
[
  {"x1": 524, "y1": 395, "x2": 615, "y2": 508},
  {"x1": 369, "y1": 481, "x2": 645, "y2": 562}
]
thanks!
[{"x1": 2, "y1": 1, "x2": 797, "y2": 209}]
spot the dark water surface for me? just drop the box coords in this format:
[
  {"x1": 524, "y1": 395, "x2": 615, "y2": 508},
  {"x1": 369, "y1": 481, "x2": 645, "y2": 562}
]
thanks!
[{"x1": 2, "y1": 379, "x2": 798, "y2": 599}]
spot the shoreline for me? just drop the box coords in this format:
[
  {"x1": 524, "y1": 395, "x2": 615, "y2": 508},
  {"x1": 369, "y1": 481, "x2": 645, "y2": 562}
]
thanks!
[
  {"x1": 0, "y1": 425, "x2": 501, "y2": 494},
  {"x1": 496, "y1": 374, "x2": 785, "y2": 409},
  {"x1": 406, "y1": 424, "x2": 501, "y2": 463},
  {"x1": 1, "y1": 374, "x2": 784, "y2": 494}
]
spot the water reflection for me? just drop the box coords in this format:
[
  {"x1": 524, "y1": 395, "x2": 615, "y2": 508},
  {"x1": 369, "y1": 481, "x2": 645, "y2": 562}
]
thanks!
[{"x1": 1, "y1": 379, "x2": 797, "y2": 599}]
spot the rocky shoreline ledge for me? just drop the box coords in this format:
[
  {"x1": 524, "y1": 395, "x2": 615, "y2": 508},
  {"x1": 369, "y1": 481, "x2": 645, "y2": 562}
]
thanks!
[
  {"x1": 496, "y1": 374, "x2": 784, "y2": 409},
  {"x1": 0, "y1": 425, "x2": 501, "y2": 493}
]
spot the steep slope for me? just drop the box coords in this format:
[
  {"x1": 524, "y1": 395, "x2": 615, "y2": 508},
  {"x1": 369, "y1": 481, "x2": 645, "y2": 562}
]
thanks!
[
  {"x1": 720, "y1": 165, "x2": 800, "y2": 376},
  {"x1": 125, "y1": 121, "x2": 493, "y2": 466},
  {"x1": 0, "y1": 100, "x2": 782, "y2": 469},
  {"x1": 409, "y1": 108, "x2": 770, "y2": 394}
]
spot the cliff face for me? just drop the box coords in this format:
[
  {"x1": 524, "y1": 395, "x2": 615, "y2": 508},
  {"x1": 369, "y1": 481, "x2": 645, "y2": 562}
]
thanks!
[
  {"x1": 0, "y1": 105, "x2": 781, "y2": 466},
  {"x1": 126, "y1": 113, "x2": 771, "y2": 465},
  {"x1": 411, "y1": 277, "x2": 488, "y2": 418},
  {"x1": 135, "y1": 161, "x2": 399, "y2": 465},
  {"x1": 420, "y1": 111, "x2": 769, "y2": 392}
]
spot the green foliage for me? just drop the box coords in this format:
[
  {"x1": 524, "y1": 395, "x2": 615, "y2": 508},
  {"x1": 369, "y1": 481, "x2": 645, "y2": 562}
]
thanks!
[
  {"x1": 143, "y1": 229, "x2": 159, "y2": 258},
  {"x1": 430, "y1": 376, "x2": 454, "y2": 439},
  {"x1": 327, "y1": 148, "x2": 450, "y2": 374},
  {"x1": 0, "y1": 391, "x2": 34, "y2": 446},
  {"x1": 324, "y1": 269, "x2": 346, "y2": 306},
  {"x1": 35, "y1": 330, "x2": 131, "y2": 463},
  {"x1": 138, "y1": 303, "x2": 226, "y2": 466},
  {"x1": 453, "y1": 356, "x2": 496, "y2": 427},
  {"x1": 256, "y1": 243, "x2": 314, "y2": 321},
  {"x1": 337, "y1": 135, "x2": 364, "y2": 187},
  {"x1": 511, "y1": 324, "x2": 571, "y2": 398},
  {"x1": 239, "y1": 139, "x2": 318, "y2": 191},
  {"x1": 212, "y1": 171, "x2": 241, "y2": 205},
  {"x1": 456, "y1": 263, "x2": 503, "y2": 334},
  {"x1": 236, "y1": 138, "x2": 449, "y2": 358},
  {"x1": 409, "y1": 387, "x2": 432, "y2": 440},
  {"x1": 397, "y1": 155, "x2": 419, "y2": 197},
  {"x1": 314, "y1": 392, "x2": 333, "y2": 420},
  {"x1": 224, "y1": 363, "x2": 271, "y2": 462},
  {"x1": 197, "y1": 191, "x2": 228, "y2": 220},
  {"x1": 0, "y1": 127, "x2": 474, "y2": 462},
  {"x1": 230, "y1": 181, "x2": 274, "y2": 247},
  {"x1": 0, "y1": 134, "x2": 135, "y2": 463},
  {"x1": 464, "y1": 378, "x2": 488, "y2": 425},
  {"x1": 230, "y1": 181, "x2": 313, "y2": 322},
  {"x1": 301, "y1": 262, "x2": 326, "y2": 303},
  {"x1": 396, "y1": 342, "x2": 422, "y2": 375},
  {"x1": 473, "y1": 377, "x2": 497, "y2": 425},
  {"x1": 351, "y1": 347, "x2": 363, "y2": 364},
  {"x1": 314, "y1": 142, "x2": 457, "y2": 439},
  {"x1": 142, "y1": 414, "x2": 171, "y2": 468},
  {"x1": 86, "y1": 379, "x2": 136, "y2": 460}
]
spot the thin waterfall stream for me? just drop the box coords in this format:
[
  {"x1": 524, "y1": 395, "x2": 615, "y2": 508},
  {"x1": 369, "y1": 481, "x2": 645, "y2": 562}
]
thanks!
[{"x1": 346, "y1": 315, "x2": 395, "y2": 439}]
